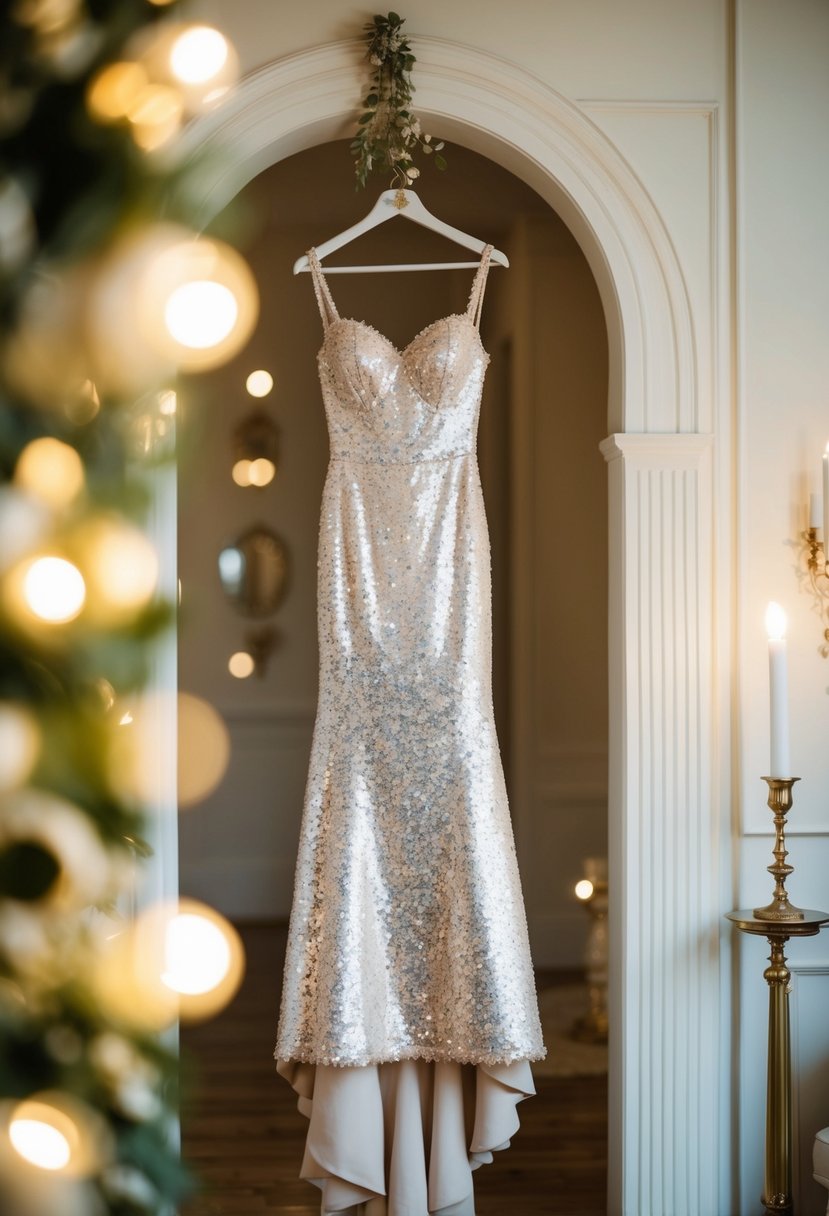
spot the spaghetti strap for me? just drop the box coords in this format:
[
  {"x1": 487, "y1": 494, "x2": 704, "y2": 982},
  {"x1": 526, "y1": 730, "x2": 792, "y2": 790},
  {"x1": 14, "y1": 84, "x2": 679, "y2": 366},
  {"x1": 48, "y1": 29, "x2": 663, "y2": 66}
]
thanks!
[
  {"x1": 466, "y1": 244, "x2": 493, "y2": 330},
  {"x1": 307, "y1": 248, "x2": 340, "y2": 331}
]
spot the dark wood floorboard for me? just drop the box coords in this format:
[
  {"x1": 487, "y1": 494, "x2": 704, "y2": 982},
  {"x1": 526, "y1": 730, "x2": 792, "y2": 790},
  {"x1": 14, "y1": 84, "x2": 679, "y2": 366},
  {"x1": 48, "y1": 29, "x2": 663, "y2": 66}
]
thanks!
[{"x1": 180, "y1": 924, "x2": 607, "y2": 1215}]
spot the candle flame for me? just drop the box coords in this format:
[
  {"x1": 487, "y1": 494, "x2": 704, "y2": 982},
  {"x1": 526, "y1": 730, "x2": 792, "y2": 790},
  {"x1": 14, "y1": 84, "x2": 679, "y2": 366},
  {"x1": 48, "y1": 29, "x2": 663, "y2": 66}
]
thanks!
[{"x1": 765, "y1": 601, "x2": 787, "y2": 642}]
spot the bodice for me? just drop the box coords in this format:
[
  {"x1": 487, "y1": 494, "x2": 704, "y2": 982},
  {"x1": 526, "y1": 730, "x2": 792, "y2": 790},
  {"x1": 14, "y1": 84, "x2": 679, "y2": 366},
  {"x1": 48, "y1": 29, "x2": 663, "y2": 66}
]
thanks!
[{"x1": 316, "y1": 313, "x2": 490, "y2": 466}]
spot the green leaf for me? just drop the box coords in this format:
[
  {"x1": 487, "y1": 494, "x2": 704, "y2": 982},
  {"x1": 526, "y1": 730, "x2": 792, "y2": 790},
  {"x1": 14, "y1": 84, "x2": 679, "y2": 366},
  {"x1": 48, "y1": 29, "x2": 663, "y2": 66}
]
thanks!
[
  {"x1": 358, "y1": 112, "x2": 373, "y2": 124},
  {"x1": 434, "y1": 154, "x2": 447, "y2": 170},
  {"x1": 388, "y1": 12, "x2": 402, "y2": 24},
  {"x1": 365, "y1": 93, "x2": 379, "y2": 105}
]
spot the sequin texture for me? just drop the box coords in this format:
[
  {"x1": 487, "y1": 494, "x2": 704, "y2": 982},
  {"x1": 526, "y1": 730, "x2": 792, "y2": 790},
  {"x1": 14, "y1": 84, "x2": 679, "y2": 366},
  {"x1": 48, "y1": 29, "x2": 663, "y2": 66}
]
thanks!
[{"x1": 275, "y1": 248, "x2": 545, "y2": 1068}]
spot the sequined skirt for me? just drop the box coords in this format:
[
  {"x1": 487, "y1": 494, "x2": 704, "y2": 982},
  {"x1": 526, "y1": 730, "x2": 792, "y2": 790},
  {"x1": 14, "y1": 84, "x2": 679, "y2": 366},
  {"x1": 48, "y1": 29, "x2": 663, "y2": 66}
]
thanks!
[{"x1": 275, "y1": 453, "x2": 544, "y2": 1069}]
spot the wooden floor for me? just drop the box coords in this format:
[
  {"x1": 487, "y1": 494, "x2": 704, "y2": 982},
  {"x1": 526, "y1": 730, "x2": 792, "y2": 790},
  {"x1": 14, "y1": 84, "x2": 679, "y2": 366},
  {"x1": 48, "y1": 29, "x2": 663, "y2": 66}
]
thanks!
[{"x1": 180, "y1": 924, "x2": 607, "y2": 1215}]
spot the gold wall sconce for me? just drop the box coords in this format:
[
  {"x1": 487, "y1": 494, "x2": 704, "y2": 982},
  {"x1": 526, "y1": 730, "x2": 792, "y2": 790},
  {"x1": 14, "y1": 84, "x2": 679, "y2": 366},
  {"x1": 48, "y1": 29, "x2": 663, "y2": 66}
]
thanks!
[
  {"x1": 573, "y1": 858, "x2": 609, "y2": 1044},
  {"x1": 799, "y1": 445, "x2": 829, "y2": 656},
  {"x1": 232, "y1": 409, "x2": 279, "y2": 488},
  {"x1": 218, "y1": 525, "x2": 289, "y2": 676}
]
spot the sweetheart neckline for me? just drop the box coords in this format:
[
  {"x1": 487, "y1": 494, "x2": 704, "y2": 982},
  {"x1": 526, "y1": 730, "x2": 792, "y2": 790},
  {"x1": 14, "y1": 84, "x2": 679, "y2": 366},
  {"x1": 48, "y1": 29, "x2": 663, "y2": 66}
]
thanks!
[{"x1": 318, "y1": 313, "x2": 489, "y2": 362}]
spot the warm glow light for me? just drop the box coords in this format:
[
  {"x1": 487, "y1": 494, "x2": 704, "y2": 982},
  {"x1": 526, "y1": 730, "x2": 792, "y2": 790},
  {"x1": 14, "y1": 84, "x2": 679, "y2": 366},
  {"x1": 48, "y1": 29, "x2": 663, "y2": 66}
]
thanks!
[
  {"x1": 158, "y1": 388, "x2": 177, "y2": 415},
  {"x1": 128, "y1": 83, "x2": 184, "y2": 150},
  {"x1": 232, "y1": 459, "x2": 252, "y2": 487},
  {"x1": 77, "y1": 517, "x2": 158, "y2": 622},
  {"x1": 575, "y1": 879, "x2": 594, "y2": 901},
  {"x1": 169, "y1": 26, "x2": 229, "y2": 85},
  {"x1": 177, "y1": 693, "x2": 231, "y2": 806},
  {"x1": 4, "y1": 1094, "x2": 110, "y2": 1179},
  {"x1": 245, "y1": 369, "x2": 273, "y2": 398},
  {"x1": 765, "y1": 601, "x2": 787, "y2": 642},
  {"x1": 87, "y1": 61, "x2": 148, "y2": 121},
  {"x1": 15, "y1": 438, "x2": 85, "y2": 509},
  {"x1": 23, "y1": 557, "x2": 86, "y2": 622},
  {"x1": 9, "y1": 1116, "x2": 71, "y2": 1171},
  {"x1": 90, "y1": 226, "x2": 259, "y2": 389},
  {"x1": 247, "y1": 458, "x2": 276, "y2": 488},
  {"x1": 164, "y1": 280, "x2": 238, "y2": 349},
  {"x1": 229, "y1": 651, "x2": 254, "y2": 679},
  {"x1": 0, "y1": 704, "x2": 40, "y2": 791},
  {"x1": 93, "y1": 900, "x2": 244, "y2": 1026},
  {"x1": 162, "y1": 912, "x2": 231, "y2": 995}
]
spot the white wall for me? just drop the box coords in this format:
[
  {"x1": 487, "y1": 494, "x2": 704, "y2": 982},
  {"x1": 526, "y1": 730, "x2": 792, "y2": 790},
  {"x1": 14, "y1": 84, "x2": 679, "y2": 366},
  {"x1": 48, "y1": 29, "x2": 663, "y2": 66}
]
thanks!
[
  {"x1": 181, "y1": 2, "x2": 829, "y2": 1210},
  {"x1": 735, "y1": 3, "x2": 829, "y2": 1212}
]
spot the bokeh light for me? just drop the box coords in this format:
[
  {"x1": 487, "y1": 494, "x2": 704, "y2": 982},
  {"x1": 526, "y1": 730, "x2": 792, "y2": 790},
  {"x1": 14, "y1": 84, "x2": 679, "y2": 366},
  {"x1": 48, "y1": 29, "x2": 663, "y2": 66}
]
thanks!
[
  {"x1": 247, "y1": 458, "x2": 276, "y2": 488},
  {"x1": 10, "y1": 1115, "x2": 71, "y2": 1171},
  {"x1": 15, "y1": 438, "x2": 84, "y2": 509},
  {"x1": 169, "y1": 27, "x2": 229, "y2": 85},
  {"x1": 575, "y1": 879, "x2": 594, "y2": 901},
  {"x1": 87, "y1": 61, "x2": 148, "y2": 122},
  {"x1": 177, "y1": 692, "x2": 230, "y2": 806},
  {"x1": 22, "y1": 557, "x2": 86, "y2": 623},
  {"x1": 75, "y1": 516, "x2": 158, "y2": 623},
  {"x1": 0, "y1": 704, "x2": 40, "y2": 790},
  {"x1": 4, "y1": 1093, "x2": 111, "y2": 1178},
  {"x1": 164, "y1": 280, "x2": 237, "y2": 349},
  {"x1": 90, "y1": 226, "x2": 259, "y2": 389},
  {"x1": 228, "y1": 651, "x2": 254, "y2": 679},
  {"x1": 245, "y1": 369, "x2": 273, "y2": 398},
  {"x1": 128, "y1": 83, "x2": 184, "y2": 151},
  {"x1": 232, "y1": 459, "x2": 252, "y2": 487},
  {"x1": 92, "y1": 900, "x2": 244, "y2": 1028}
]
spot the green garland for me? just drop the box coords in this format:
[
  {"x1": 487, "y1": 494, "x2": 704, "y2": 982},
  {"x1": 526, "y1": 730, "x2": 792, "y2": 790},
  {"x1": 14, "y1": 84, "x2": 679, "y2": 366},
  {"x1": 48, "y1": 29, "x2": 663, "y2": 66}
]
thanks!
[
  {"x1": 0, "y1": 3, "x2": 246, "y2": 1214},
  {"x1": 351, "y1": 12, "x2": 446, "y2": 189}
]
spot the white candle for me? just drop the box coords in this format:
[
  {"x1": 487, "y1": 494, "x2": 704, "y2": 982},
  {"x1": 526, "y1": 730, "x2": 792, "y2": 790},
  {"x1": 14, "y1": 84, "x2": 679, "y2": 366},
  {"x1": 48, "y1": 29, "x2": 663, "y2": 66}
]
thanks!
[
  {"x1": 823, "y1": 443, "x2": 829, "y2": 563},
  {"x1": 809, "y1": 492, "x2": 822, "y2": 531},
  {"x1": 765, "y1": 602, "x2": 790, "y2": 779}
]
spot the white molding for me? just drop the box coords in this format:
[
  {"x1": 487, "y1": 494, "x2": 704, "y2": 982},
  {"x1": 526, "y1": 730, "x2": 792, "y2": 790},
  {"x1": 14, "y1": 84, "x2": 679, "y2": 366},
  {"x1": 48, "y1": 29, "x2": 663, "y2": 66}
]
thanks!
[
  {"x1": 176, "y1": 38, "x2": 723, "y2": 1214},
  {"x1": 788, "y1": 963, "x2": 829, "y2": 1211},
  {"x1": 604, "y1": 431, "x2": 719, "y2": 1215}
]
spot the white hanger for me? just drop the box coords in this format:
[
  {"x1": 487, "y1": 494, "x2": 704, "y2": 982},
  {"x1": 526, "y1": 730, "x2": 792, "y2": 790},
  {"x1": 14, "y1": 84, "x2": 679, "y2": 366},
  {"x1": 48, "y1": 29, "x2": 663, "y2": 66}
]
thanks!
[{"x1": 293, "y1": 188, "x2": 509, "y2": 274}]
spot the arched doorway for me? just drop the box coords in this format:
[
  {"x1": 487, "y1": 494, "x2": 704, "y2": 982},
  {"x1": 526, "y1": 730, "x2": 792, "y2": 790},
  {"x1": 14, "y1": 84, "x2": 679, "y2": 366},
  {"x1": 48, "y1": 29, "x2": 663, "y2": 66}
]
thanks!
[{"x1": 173, "y1": 37, "x2": 723, "y2": 1215}]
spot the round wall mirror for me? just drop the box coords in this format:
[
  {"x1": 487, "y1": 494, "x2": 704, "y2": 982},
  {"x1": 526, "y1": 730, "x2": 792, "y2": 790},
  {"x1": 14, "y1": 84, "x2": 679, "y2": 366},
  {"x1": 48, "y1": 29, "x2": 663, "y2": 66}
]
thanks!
[{"x1": 218, "y1": 525, "x2": 289, "y2": 618}]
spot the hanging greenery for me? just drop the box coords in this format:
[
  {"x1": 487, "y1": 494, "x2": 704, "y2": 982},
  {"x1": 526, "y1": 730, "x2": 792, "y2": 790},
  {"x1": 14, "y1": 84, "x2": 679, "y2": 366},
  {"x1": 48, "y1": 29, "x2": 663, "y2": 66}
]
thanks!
[
  {"x1": 0, "y1": 2, "x2": 253, "y2": 1214},
  {"x1": 352, "y1": 11, "x2": 447, "y2": 190}
]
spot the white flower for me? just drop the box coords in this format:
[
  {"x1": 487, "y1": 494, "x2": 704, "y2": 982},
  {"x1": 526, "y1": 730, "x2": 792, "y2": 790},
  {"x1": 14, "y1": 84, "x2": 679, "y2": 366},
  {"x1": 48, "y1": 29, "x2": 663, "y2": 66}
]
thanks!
[
  {"x1": 406, "y1": 166, "x2": 420, "y2": 180},
  {"x1": 370, "y1": 53, "x2": 382, "y2": 65}
]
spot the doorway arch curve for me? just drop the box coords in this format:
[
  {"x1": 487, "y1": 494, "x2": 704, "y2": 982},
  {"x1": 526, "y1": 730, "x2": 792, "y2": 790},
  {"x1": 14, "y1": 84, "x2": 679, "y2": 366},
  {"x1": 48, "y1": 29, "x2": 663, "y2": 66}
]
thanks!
[{"x1": 182, "y1": 37, "x2": 722, "y2": 1216}]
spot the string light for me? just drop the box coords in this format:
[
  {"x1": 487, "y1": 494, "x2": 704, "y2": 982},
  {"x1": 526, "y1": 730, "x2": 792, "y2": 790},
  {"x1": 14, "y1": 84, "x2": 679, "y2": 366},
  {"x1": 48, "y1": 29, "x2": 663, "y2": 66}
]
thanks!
[
  {"x1": 22, "y1": 557, "x2": 86, "y2": 623},
  {"x1": 164, "y1": 280, "x2": 237, "y2": 349},
  {"x1": 9, "y1": 1111, "x2": 72, "y2": 1172},
  {"x1": 169, "y1": 27, "x2": 229, "y2": 85}
]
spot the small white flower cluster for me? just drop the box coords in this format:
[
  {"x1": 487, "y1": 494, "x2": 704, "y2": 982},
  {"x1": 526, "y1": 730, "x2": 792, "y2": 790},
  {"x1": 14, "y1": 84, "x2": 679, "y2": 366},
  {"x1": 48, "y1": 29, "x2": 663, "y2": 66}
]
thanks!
[{"x1": 353, "y1": 12, "x2": 447, "y2": 189}]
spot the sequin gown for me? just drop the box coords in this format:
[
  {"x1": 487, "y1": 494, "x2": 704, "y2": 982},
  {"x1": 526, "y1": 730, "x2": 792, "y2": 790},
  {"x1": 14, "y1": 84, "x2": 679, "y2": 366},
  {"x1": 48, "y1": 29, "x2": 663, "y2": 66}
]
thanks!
[{"x1": 275, "y1": 247, "x2": 544, "y2": 1216}]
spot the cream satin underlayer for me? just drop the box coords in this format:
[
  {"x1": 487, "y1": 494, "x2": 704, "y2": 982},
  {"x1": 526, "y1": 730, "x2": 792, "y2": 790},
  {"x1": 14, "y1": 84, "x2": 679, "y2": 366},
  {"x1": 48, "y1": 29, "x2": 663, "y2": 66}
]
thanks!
[{"x1": 276, "y1": 1057, "x2": 535, "y2": 1216}]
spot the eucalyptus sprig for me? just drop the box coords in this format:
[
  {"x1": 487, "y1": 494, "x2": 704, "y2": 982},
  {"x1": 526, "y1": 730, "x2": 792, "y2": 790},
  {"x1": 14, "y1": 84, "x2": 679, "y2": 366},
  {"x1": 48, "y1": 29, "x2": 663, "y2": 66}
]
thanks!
[{"x1": 351, "y1": 11, "x2": 446, "y2": 190}]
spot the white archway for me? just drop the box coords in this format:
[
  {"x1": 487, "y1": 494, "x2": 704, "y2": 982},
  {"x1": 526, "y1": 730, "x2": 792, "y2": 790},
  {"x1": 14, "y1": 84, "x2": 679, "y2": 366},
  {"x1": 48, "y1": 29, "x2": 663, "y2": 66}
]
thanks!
[{"x1": 181, "y1": 38, "x2": 723, "y2": 1216}]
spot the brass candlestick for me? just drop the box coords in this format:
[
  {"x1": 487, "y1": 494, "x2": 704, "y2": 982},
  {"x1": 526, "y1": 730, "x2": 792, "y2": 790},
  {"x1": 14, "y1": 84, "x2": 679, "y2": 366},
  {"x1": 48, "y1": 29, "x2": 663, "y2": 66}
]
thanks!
[
  {"x1": 727, "y1": 777, "x2": 829, "y2": 1216},
  {"x1": 753, "y1": 778, "x2": 804, "y2": 921}
]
